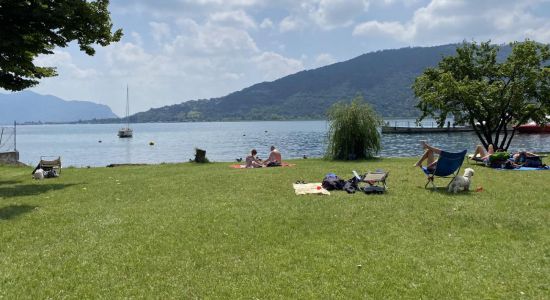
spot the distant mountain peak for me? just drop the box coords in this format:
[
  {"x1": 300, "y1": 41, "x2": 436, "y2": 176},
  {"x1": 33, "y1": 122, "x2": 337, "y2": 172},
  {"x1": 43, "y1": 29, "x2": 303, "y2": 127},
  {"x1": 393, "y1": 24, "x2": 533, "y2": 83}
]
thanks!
[{"x1": 0, "y1": 91, "x2": 117, "y2": 124}]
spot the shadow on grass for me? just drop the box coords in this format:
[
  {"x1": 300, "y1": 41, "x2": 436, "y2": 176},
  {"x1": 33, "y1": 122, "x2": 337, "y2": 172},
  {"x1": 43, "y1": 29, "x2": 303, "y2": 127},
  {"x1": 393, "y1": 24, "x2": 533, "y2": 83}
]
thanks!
[
  {"x1": 423, "y1": 186, "x2": 474, "y2": 196},
  {"x1": 0, "y1": 180, "x2": 22, "y2": 185},
  {"x1": 0, "y1": 204, "x2": 37, "y2": 220},
  {"x1": 0, "y1": 183, "x2": 78, "y2": 198}
]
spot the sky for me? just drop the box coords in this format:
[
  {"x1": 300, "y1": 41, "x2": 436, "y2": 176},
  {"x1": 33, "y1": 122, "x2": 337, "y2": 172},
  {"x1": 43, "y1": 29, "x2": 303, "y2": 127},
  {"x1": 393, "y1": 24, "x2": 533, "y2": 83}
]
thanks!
[{"x1": 8, "y1": 0, "x2": 550, "y2": 116}]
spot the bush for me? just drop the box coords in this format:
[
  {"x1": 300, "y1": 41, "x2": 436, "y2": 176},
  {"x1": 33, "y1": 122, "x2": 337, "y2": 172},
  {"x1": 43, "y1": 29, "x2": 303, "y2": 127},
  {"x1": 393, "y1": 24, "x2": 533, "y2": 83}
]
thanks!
[{"x1": 326, "y1": 96, "x2": 382, "y2": 160}]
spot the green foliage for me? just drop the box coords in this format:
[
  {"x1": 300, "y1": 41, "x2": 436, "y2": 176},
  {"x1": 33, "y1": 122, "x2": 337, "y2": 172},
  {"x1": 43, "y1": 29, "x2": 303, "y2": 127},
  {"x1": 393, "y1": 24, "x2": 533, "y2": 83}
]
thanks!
[
  {"x1": 1, "y1": 159, "x2": 549, "y2": 298},
  {"x1": 326, "y1": 96, "x2": 382, "y2": 160},
  {"x1": 413, "y1": 40, "x2": 550, "y2": 151},
  {"x1": 0, "y1": 0, "x2": 122, "y2": 91}
]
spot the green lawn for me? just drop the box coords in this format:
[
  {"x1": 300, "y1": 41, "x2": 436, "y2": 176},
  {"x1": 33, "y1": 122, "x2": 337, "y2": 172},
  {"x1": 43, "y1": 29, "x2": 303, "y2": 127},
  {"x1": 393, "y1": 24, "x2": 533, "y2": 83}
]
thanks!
[{"x1": 1, "y1": 159, "x2": 549, "y2": 298}]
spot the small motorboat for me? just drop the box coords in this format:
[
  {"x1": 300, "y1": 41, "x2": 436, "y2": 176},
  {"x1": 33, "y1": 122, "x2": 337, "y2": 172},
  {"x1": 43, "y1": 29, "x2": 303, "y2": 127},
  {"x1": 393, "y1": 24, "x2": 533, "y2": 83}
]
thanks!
[{"x1": 516, "y1": 122, "x2": 550, "y2": 134}]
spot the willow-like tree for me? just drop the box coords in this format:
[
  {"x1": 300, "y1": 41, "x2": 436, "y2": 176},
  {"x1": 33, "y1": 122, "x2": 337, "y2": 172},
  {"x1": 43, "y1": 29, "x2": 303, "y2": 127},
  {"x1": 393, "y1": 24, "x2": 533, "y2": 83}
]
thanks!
[
  {"x1": 0, "y1": 0, "x2": 122, "y2": 91},
  {"x1": 413, "y1": 40, "x2": 550, "y2": 151},
  {"x1": 326, "y1": 96, "x2": 382, "y2": 160}
]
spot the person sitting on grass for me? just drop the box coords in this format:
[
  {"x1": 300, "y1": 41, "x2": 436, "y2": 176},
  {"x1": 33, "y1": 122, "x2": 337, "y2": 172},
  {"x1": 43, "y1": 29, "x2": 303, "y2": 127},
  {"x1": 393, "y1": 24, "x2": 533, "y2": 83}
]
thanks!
[
  {"x1": 263, "y1": 145, "x2": 282, "y2": 167},
  {"x1": 245, "y1": 149, "x2": 263, "y2": 168},
  {"x1": 413, "y1": 141, "x2": 444, "y2": 171}
]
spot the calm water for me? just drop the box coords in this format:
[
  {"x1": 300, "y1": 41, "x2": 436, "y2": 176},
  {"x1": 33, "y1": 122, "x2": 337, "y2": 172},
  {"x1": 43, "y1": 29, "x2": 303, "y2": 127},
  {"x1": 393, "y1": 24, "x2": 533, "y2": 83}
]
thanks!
[{"x1": 12, "y1": 121, "x2": 550, "y2": 167}]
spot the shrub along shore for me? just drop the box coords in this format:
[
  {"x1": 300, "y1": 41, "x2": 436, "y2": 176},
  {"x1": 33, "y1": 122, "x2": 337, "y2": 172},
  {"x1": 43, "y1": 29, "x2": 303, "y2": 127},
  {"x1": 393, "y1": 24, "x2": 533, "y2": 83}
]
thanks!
[{"x1": 0, "y1": 158, "x2": 548, "y2": 298}]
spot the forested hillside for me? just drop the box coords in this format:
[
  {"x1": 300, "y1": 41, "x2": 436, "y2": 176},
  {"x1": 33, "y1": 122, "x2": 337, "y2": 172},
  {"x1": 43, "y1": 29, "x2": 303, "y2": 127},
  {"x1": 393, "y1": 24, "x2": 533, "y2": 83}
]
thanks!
[{"x1": 114, "y1": 44, "x2": 510, "y2": 122}]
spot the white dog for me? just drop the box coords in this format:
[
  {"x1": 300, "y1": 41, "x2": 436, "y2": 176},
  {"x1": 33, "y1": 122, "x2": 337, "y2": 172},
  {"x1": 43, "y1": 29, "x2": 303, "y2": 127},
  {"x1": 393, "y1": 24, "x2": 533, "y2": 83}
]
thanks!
[
  {"x1": 32, "y1": 168, "x2": 44, "y2": 180},
  {"x1": 448, "y1": 168, "x2": 474, "y2": 193}
]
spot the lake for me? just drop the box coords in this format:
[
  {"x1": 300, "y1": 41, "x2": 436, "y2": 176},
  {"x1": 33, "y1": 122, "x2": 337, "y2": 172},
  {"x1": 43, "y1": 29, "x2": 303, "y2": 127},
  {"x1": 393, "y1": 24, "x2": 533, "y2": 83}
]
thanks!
[{"x1": 11, "y1": 121, "x2": 550, "y2": 167}]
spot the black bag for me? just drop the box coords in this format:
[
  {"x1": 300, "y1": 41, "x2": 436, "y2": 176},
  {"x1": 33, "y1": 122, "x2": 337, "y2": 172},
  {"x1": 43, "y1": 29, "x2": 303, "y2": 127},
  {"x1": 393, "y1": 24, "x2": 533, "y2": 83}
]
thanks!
[
  {"x1": 44, "y1": 169, "x2": 58, "y2": 178},
  {"x1": 524, "y1": 157, "x2": 543, "y2": 168},
  {"x1": 343, "y1": 180, "x2": 356, "y2": 193},
  {"x1": 322, "y1": 173, "x2": 345, "y2": 190}
]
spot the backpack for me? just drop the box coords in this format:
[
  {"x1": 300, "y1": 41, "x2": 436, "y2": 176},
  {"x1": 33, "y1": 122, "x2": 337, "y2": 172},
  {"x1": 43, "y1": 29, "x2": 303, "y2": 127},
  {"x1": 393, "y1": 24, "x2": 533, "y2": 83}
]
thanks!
[
  {"x1": 524, "y1": 156, "x2": 543, "y2": 168},
  {"x1": 515, "y1": 152, "x2": 543, "y2": 168},
  {"x1": 322, "y1": 173, "x2": 345, "y2": 191},
  {"x1": 343, "y1": 177, "x2": 361, "y2": 194}
]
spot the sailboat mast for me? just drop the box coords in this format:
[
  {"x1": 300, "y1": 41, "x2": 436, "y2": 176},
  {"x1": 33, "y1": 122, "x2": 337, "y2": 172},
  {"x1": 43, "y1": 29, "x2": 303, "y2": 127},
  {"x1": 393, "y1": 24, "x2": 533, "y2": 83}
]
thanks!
[{"x1": 126, "y1": 85, "x2": 130, "y2": 128}]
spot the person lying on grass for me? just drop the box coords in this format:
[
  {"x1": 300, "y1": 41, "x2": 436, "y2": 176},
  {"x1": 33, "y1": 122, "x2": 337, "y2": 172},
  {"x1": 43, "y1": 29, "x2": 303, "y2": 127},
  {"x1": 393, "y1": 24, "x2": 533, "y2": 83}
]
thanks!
[
  {"x1": 245, "y1": 149, "x2": 263, "y2": 168},
  {"x1": 469, "y1": 144, "x2": 495, "y2": 163},
  {"x1": 469, "y1": 144, "x2": 540, "y2": 165}
]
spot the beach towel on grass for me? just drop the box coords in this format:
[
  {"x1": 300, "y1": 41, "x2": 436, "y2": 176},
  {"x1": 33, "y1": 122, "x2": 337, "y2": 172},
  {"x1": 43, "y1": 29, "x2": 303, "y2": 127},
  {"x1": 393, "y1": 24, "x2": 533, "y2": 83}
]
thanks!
[
  {"x1": 229, "y1": 163, "x2": 296, "y2": 169},
  {"x1": 496, "y1": 166, "x2": 550, "y2": 171},
  {"x1": 293, "y1": 183, "x2": 330, "y2": 195}
]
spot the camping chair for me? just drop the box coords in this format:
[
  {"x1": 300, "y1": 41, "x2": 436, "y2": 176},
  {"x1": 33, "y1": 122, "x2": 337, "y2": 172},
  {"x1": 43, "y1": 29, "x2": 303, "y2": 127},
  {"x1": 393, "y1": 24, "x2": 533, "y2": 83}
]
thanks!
[
  {"x1": 39, "y1": 156, "x2": 62, "y2": 174},
  {"x1": 421, "y1": 150, "x2": 467, "y2": 189}
]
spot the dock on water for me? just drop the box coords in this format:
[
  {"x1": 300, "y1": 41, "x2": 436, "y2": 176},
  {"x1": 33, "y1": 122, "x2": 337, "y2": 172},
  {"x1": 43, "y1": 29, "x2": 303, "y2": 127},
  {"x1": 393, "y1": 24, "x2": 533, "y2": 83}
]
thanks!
[
  {"x1": 382, "y1": 120, "x2": 474, "y2": 134},
  {"x1": 382, "y1": 125, "x2": 475, "y2": 134}
]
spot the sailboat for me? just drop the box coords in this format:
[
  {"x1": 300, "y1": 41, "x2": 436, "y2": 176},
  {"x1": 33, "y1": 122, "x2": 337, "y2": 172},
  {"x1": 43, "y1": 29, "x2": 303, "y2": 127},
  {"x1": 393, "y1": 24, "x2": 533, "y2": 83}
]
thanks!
[{"x1": 118, "y1": 85, "x2": 133, "y2": 138}]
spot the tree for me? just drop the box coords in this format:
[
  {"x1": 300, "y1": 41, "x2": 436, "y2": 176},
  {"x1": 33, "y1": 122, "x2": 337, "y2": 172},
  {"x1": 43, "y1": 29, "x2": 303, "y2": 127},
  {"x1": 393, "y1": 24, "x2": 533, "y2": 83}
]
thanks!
[
  {"x1": 326, "y1": 96, "x2": 382, "y2": 160},
  {"x1": 413, "y1": 40, "x2": 550, "y2": 151},
  {"x1": 0, "y1": 0, "x2": 122, "y2": 91}
]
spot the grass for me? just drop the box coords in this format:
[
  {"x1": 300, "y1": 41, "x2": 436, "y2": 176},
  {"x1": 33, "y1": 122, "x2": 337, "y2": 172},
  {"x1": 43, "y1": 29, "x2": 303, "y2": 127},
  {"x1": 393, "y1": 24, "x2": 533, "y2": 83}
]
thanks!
[{"x1": 0, "y1": 158, "x2": 549, "y2": 298}]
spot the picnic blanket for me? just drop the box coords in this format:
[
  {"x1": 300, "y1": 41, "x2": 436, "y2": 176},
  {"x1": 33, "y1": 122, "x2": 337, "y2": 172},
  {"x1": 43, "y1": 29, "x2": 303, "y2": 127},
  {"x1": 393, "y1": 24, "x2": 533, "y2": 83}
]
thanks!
[
  {"x1": 229, "y1": 163, "x2": 296, "y2": 169},
  {"x1": 496, "y1": 166, "x2": 550, "y2": 171},
  {"x1": 293, "y1": 183, "x2": 330, "y2": 195}
]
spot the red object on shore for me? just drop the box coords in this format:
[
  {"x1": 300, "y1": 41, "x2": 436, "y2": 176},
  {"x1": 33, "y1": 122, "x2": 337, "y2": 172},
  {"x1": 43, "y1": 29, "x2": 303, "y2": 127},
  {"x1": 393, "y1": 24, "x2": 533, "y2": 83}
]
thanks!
[{"x1": 516, "y1": 122, "x2": 550, "y2": 134}]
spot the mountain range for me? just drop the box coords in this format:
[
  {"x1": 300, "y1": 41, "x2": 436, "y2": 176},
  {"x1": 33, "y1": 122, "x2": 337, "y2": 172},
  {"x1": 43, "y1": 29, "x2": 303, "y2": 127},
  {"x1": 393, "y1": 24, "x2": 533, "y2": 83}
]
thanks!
[
  {"x1": 127, "y1": 44, "x2": 467, "y2": 122},
  {"x1": 0, "y1": 91, "x2": 117, "y2": 124},
  {"x1": 3, "y1": 44, "x2": 513, "y2": 124}
]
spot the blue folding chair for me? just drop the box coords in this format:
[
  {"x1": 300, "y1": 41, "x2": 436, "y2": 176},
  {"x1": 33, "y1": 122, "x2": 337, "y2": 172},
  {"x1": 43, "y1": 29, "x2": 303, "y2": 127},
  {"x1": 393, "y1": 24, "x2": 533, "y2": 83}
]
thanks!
[{"x1": 421, "y1": 150, "x2": 467, "y2": 189}]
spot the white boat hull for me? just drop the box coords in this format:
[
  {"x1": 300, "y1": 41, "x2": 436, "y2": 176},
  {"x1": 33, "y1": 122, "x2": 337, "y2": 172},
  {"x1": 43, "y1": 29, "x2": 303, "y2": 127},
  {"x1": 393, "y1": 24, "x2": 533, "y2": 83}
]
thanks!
[{"x1": 118, "y1": 128, "x2": 133, "y2": 138}]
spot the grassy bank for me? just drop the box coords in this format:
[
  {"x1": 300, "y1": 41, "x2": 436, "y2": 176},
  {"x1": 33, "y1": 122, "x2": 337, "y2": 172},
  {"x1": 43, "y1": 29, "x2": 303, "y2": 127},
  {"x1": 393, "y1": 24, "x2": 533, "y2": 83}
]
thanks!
[{"x1": 1, "y1": 158, "x2": 549, "y2": 298}]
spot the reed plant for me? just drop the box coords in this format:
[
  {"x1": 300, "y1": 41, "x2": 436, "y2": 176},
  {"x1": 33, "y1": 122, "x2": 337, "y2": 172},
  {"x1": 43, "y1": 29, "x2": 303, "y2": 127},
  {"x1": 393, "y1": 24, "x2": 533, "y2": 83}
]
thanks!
[{"x1": 326, "y1": 95, "x2": 382, "y2": 160}]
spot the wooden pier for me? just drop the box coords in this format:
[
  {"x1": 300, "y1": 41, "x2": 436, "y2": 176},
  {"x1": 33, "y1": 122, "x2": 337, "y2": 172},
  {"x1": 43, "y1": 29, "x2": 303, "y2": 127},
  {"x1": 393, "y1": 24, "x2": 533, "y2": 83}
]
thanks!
[{"x1": 382, "y1": 125, "x2": 475, "y2": 134}]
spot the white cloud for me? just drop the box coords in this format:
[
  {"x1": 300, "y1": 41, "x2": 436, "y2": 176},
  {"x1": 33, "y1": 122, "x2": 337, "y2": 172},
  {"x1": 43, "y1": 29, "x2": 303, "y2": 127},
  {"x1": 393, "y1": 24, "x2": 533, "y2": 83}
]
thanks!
[
  {"x1": 149, "y1": 22, "x2": 171, "y2": 43},
  {"x1": 209, "y1": 10, "x2": 257, "y2": 29},
  {"x1": 252, "y1": 52, "x2": 304, "y2": 80},
  {"x1": 131, "y1": 32, "x2": 143, "y2": 46},
  {"x1": 353, "y1": 20, "x2": 412, "y2": 41},
  {"x1": 310, "y1": 0, "x2": 370, "y2": 29},
  {"x1": 168, "y1": 22, "x2": 259, "y2": 55},
  {"x1": 260, "y1": 18, "x2": 274, "y2": 29},
  {"x1": 34, "y1": 50, "x2": 100, "y2": 79},
  {"x1": 106, "y1": 42, "x2": 152, "y2": 66},
  {"x1": 353, "y1": 0, "x2": 550, "y2": 44},
  {"x1": 279, "y1": 15, "x2": 304, "y2": 32},
  {"x1": 314, "y1": 53, "x2": 337, "y2": 67}
]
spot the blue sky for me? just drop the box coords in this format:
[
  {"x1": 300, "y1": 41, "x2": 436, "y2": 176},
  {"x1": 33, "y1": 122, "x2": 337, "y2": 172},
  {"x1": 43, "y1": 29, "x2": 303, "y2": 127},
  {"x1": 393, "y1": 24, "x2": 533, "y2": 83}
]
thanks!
[{"x1": 12, "y1": 0, "x2": 550, "y2": 115}]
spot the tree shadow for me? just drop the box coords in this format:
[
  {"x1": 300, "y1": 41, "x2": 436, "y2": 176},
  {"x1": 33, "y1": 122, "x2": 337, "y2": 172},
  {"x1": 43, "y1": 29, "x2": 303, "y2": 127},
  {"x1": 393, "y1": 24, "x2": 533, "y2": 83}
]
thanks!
[
  {"x1": 0, "y1": 204, "x2": 37, "y2": 220},
  {"x1": 0, "y1": 183, "x2": 78, "y2": 199},
  {"x1": 0, "y1": 180, "x2": 22, "y2": 185}
]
